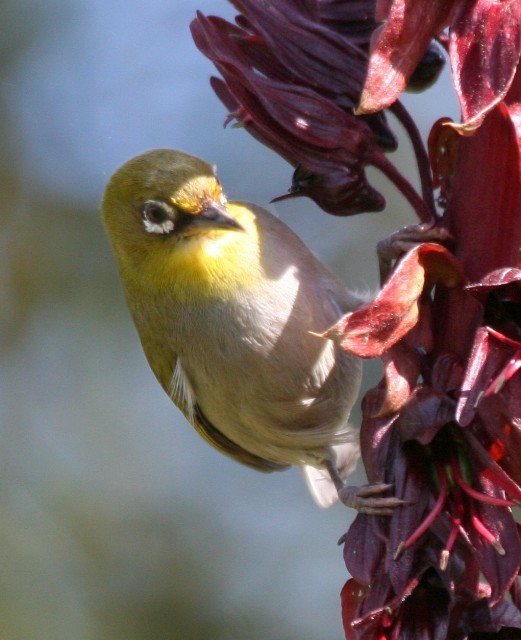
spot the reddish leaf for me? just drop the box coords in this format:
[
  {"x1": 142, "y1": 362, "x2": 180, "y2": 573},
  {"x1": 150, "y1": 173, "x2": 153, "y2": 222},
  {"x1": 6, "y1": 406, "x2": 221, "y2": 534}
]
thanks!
[
  {"x1": 428, "y1": 118, "x2": 460, "y2": 205},
  {"x1": 373, "y1": 342, "x2": 421, "y2": 416},
  {"x1": 341, "y1": 579, "x2": 370, "y2": 640},
  {"x1": 449, "y1": 0, "x2": 521, "y2": 133},
  {"x1": 444, "y1": 102, "x2": 521, "y2": 282},
  {"x1": 467, "y1": 267, "x2": 521, "y2": 292},
  {"x1": 357, "y1": 0, "x2": 455, "y2": 114},
  {"x1": 505, "y1": 66, "x2": 521, "y2": 158},
  {"x1": 323, "y1": 244, "x2": 465, "y2": 358}
]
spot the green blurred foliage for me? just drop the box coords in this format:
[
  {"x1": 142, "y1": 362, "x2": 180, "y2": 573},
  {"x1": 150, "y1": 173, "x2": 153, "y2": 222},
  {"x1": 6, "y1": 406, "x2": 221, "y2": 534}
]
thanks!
[{"x1": 0, "y1": 0, "x2": 459, "y2": 638}]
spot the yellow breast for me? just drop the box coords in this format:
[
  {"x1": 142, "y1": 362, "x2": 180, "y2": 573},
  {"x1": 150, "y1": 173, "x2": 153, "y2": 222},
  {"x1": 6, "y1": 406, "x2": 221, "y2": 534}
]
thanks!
[{"x1": 139, "y1": 202, "x2": 262, "y2": 301}]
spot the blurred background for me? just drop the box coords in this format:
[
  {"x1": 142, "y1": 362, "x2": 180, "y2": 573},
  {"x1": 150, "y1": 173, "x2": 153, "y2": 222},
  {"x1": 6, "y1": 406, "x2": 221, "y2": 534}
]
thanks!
[{"x1": 0, "y1": 1, "x2": 458, "y2": 638}]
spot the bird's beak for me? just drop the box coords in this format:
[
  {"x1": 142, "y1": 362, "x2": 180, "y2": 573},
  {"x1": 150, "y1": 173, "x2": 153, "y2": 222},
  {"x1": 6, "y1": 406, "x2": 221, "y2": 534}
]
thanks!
[{"x1": 197, "y1": 201, "x2": 244, "y2": 232}]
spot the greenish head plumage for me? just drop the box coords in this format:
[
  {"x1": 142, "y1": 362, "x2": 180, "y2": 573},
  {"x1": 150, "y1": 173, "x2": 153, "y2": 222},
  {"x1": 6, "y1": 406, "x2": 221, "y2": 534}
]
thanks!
[{"x1": 101, "y1": 149, "x2": 261, "y2": 299}]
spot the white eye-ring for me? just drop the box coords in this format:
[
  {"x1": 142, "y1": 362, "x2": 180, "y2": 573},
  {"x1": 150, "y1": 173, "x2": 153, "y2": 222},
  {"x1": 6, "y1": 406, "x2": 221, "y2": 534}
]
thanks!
[{"x1": 142, "y1": 201, "x2": 175, "y2": 235}]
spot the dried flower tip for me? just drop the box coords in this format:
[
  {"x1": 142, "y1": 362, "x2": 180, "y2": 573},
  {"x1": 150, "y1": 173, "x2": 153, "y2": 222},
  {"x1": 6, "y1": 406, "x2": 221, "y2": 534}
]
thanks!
[
  {"x1": 393, "y1": 541, "x2": 406, "y2": 561},
  {"x1": 471, "y1": 514, "x2": 506, "y2": 555},
  {"x1": 439, "y1": 549, "x2": 450, "y2": 571}
]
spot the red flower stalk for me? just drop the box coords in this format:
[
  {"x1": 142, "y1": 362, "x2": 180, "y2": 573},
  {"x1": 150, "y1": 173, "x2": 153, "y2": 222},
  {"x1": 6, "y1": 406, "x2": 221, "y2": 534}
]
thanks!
[
  {"x1": 191, "y1": 0, "x2": 521, "y2": 638},
  {"x1": 336, "y1": 58, "x2": 521, "y2": 640}
]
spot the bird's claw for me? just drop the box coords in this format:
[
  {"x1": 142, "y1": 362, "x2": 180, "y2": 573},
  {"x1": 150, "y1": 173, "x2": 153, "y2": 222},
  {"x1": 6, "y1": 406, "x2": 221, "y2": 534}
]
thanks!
[
  {"x1": 377, "y1": 221, "x2": 453, "y2": 283},
  {"x1": 338, "y1": 482, "x2": 404, "y2": 516}
]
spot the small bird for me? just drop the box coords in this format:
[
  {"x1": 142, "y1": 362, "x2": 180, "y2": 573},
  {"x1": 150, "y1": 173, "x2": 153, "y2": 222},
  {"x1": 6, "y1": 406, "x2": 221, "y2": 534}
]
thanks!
[{"x1": 102, "y1": 149, "x2": 390, "y2": 509}]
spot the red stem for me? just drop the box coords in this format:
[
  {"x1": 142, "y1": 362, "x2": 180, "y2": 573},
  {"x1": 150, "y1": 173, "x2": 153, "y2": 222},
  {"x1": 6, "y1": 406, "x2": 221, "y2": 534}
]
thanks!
[
  {"x1": 401, "y1": 466, "x2": 447, "y2": 551},
  {"x1": 390, "y1": 100, "x2": 437, "y2": 218},
  {"x1": 451, "y1": 459, "x2": 514, "y2": 507},
  {"x1": 370, "y1": 149, "x2": 433, "y2": 224}
]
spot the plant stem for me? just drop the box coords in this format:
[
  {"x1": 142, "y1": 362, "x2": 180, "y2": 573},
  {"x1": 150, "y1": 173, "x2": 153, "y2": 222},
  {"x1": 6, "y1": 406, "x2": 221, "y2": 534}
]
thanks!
[
  {"x1": 371, "y1": 150, "x2": 433, "y2": 223},
  {"x1": 390, "y1": 101, "x2": 437, "y2": 218}
]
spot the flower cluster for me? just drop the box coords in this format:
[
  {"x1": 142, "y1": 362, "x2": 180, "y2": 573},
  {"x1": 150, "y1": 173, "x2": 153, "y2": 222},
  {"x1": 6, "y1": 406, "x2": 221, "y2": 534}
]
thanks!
[
  {"x1": 191, "y1": 0, "x2": 441, "y2": 218},
  {"x1": 192, "y1": 0, "x2": 521, "y2": 638}
]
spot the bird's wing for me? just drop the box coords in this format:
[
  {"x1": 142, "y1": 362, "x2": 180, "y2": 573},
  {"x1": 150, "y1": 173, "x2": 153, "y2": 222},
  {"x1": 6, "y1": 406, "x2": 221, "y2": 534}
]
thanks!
[
  {"x1": 193, "y1": 404, "x2": 289, "y2": 473},
  {"x1": 170, "y1": 357, "x2": 287, "y2": 473}
]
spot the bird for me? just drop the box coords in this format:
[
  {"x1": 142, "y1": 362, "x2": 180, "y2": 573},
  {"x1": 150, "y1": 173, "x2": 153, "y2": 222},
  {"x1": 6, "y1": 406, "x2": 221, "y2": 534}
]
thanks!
[{"x1": 101, "y1": 149, "x2": 394, "y2": 510}]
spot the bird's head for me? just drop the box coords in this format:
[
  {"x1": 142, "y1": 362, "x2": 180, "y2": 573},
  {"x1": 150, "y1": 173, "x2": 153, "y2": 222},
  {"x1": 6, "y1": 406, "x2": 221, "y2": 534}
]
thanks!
[{"x1": 101, "y1": 149, "x2": 257, "y2": 297}]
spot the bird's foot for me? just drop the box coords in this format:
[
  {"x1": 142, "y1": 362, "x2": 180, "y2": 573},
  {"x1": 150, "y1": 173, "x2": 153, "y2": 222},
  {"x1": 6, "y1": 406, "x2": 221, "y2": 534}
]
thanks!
[
  {"x1": 377, "y1": 221, "x2": 452, "y2": 283},
  {"x1": 337, "y1": 482, "x2": 404, "y2": 516}
]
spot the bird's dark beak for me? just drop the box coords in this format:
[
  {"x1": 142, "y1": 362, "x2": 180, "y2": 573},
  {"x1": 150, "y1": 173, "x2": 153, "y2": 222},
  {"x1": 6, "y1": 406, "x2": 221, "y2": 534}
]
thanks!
[{"x1": 198, "y1": 201, "x2": 244, "y2": 231}]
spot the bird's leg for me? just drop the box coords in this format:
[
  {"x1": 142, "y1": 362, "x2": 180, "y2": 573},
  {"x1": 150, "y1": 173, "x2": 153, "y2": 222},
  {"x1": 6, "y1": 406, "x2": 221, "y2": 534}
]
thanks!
[
  {"x1": 325, "y1": 459, "x2": 404, "y2": 516},
  {"x1": 377, "y1": 221, "x2": 452, "y2": 284}
]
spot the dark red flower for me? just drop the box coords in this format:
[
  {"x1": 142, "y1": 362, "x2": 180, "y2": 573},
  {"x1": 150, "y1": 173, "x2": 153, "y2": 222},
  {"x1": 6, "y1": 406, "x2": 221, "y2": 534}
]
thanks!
[
  {"x1": 335, "y1": 90, "x2": 521, "y2": 640},
  {"x1": 191, "y1": 0, "x2": 435, "y2": 219}
]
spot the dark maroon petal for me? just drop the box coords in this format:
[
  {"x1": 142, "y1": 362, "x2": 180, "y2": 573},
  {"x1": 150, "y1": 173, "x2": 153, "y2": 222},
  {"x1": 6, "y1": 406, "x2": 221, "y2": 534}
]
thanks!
[
  {"x1": 242, "y1": 73, "x2": 373, "y2": 151},
  {"x1": 275, "y1": 163, "x2": 386, "y2": 216},
  {"x1": 387, "y1": 441, "x2": 437, "y2": 593},
  {"x1": 216, "y1": 65, "x2": 370, "y2": 161},
  {"x1": 431, "y1": 352, "x2": 465, "y2": 395},
  {"x1": 191, "y1": 11, "x2": 250, "y2": 74},
  {"x1": 397, "y1": 387, "x2": 455, "y2": 445},
  {"x1": 388, "y1": 570, "x2": 451, "y2": 640},
  {"x1": 428, "y1": 118, "x2": 460, "y2": 207},
  {"x1": 317, "y1": 0, "x2": 377, "y2": 45},
  {"x1": 463, "y1": 431, "x2": 521, "y2": 504},
  {"x1": 207, "y1": 16, "x2": 291, "y2": 83},
  {"x1": 464, "y1": 596, "x2": 521, "y2": 634},
  {"x1": 343, "y1": 513, "x2": 389, "y2": 587},
  {"x1": 456, "y1": 327, "x2": 521, "y2": 427},
  {"x1": 463, "y1": 494, "x2": 521, "y2": 605},
  {"x1": 359, "y1": 384, "x2": 400, "y2": 482},
  {"x1": 228, "y1": 0, "x2": 369, "y2": 98},
  {"x1": 350, "y1": 576, "x2": 397, "y2": 637},
  {"x1": 343, "y1": 389, "x2": 399, "y2": 589},
  {"x1": 431, "y1": 287, "x2": 484, "y2": 364},
  {"x1": 191, "y1": 2, "x2": 403, "y2": 216},
  {"x1": 450, "y1": 0, "x2": 521, "y2": 132}
]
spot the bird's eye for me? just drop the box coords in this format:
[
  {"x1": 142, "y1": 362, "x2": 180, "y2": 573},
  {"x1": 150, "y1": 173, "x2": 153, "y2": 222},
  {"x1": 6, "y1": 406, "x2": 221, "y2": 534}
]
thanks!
[{"x1": 141, "y1": 200, "x2": 175, "y2": 235}]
